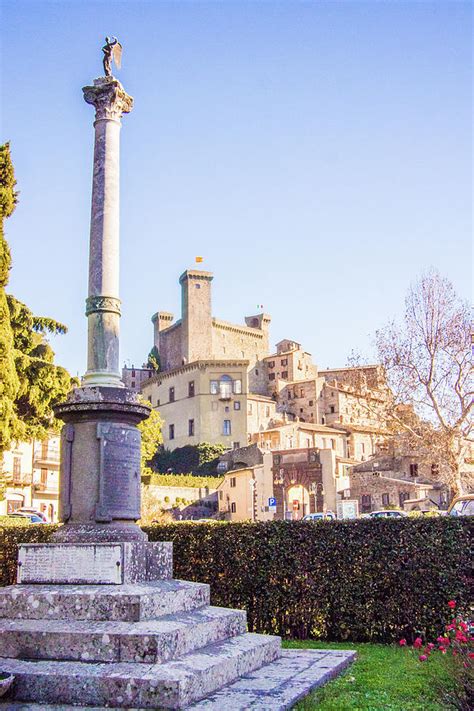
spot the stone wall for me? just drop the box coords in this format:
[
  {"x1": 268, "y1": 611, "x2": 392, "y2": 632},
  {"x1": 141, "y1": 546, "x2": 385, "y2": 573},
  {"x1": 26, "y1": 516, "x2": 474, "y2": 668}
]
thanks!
[{"x1": 349, "y1": 471, "x2": 424, "y2": 512}]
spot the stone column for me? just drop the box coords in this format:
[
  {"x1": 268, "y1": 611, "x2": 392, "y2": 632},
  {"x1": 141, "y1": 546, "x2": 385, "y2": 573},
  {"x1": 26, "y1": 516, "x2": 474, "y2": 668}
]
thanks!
[
  {"x1": 50, "y1": 74, "x2": 150, "y2": 545},
  {"x1": 82, "y1": 77, "x2": 133, "y2": 387}
]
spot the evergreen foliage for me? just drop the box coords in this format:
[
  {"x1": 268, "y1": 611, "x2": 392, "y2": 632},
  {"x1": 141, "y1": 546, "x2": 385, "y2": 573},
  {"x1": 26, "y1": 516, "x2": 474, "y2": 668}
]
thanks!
[
  {"x1": 0, "y1": 143, "x2": 20, "y2": 456},
  {"x1": 151, "y1": 442, "x2": 226, "y2": 476},
  {"x1": 142, "y1": 468, "x2": 223, "y2": 489},
  {"x1": 146, "y1": 346, "x2": 160, "y2": 372},
  {"x1": 0, "y1": 143, "x2": 76, "y2": 464},
  {"x1": 137, "y1": 399, "x2": 163, "y2": 469}
]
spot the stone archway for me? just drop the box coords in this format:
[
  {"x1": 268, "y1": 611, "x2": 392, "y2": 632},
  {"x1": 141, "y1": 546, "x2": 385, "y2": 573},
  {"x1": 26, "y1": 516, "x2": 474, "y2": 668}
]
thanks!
[{"x1": 286, "y1": 484, "x2": 310, "y2": 520}]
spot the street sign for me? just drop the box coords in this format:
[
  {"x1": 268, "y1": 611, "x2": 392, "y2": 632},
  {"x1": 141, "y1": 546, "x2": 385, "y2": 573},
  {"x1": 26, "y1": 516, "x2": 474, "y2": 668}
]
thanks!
[
  {"x1": 336, "y1": 500, "x2": 359, "y2": 520},
  {"x1": 268, "y1": 496, "x2": 277, "y2": 514}
]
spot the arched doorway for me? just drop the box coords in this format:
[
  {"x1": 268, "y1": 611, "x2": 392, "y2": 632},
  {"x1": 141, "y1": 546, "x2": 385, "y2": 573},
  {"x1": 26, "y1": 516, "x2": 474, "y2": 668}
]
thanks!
[{"x1": 286, "y1": 485, "x2": 310, "y2": 520}]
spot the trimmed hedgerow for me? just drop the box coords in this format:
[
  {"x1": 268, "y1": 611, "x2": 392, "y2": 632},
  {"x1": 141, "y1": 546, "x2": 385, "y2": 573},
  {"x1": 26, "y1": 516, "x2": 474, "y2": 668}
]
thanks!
[
  {"x1": 143, "y1": 518, "x2": 472, "y2": 643},
  {"x1": 1, "y1": 518, "x2": 471, "y2": 643}
]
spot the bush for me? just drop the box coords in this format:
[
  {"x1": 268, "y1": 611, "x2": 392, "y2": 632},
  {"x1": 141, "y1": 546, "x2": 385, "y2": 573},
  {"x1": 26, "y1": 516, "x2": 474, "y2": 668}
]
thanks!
[
  {"x1": 0, "y1": 518, "x2": 471, "y2": 644},
  {"x1": 151, "y1": 442, "x2": 225, "y2": 476},
  {"x1": 142, "y1": 518, "x2": 472, "y2": 643},
  {"x1": 142, "y1": 470, "x2": 223, "y2": 489}
]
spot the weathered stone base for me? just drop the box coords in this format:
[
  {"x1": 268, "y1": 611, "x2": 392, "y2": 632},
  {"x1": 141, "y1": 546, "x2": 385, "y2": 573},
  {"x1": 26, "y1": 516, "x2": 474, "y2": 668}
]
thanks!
[
  {"x1": 0, "y1": 573, "x2": 355, "y2": 709},
  {"x1": 17, "y1": 542, "x2": 172, "y2": 585}
]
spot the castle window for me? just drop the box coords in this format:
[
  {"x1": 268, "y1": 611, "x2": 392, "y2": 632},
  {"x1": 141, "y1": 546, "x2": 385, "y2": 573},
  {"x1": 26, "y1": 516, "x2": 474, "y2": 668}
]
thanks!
[
  {"x1": 132, "y1": 369, "x2": 136, "y2": 377},
  {"x1": 382, "y1": 493, "x2": 390, "y2": 507},
  {"x1": 269, "y1": 373, "x2": 275, "y2": 381},
  {"x1": 195, "y1": 284, "x2": 201, "y2": 289},
  {"x1": 188, "y1": 381, "x2": 195, "y2": 397},
  {"x1": 281, "y1": 371, "x2": 288, "y2": 379},
  {"x1": 233, "y1": 442, "x2": 240, "y2": 450},
  {"x1": 281, "y1": 359, "x2": 287, "y2": 366},
  {"x1": 230, "y1": 477, "x2": 236, "y2": 488},
  {"x1": 255, "y1": 369, "x2": 259, "y2": 376},
  {"x1": 234, "y1": 401, "x2": 241, "y2": 410},
  {"x1": 269, "y1": 361, "x2": 275, "y2": 368},
  {"x1": 131, "y1": 381, "x2": 135, "y2": 388},
  {"x1": 169, "y1": 424, "x2": 175, "y2": 440},
  {"x1": 233, "y1": 379, "x2": 242, "y2": 394},
  {"x1": 361, "y1": 494, "x2": 372, "y2": 513},
  {"x1": 210, "y1": 380, "x2": 219, "y2": 394},
  {"x1": 248, "y1": 403, "x2": 253, "y2": 415},
  {"x1": 329, "y1": 405, "x2": 335, "y2": 414},
  {"x1": 309, "y1": 400, "x2": 314, "y2": 406},
  {"x1": 410, "y1": 463, "x2": 418, "y2": 477},
  {"x1": 231, "y1": 502, "x2": 236, "y2": 513},
  {"x1": 223, "y1": 420, "x2": 232, "y2": 436},
  {"x1": 188, "y1": 419, "x2": 194, "y2": 436},
  {"x1": 169, "y1": 387, "x2": 175, "y2": 403},
  {"x1": 219, "y1": 375, "x2": 232, "y2": 399}
]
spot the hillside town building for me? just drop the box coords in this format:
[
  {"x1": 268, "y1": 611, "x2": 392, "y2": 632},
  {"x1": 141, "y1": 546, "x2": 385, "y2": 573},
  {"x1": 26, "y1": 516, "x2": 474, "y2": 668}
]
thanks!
[{"x1": 0, "y1": 434, "x2": 61, "y2": 522}]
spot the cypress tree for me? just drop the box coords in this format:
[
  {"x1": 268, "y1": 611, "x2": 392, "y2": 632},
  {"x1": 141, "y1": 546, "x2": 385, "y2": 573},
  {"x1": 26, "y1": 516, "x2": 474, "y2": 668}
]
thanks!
[{"x1": 0, "y1": 143, "x2": 20, "y2": 453}]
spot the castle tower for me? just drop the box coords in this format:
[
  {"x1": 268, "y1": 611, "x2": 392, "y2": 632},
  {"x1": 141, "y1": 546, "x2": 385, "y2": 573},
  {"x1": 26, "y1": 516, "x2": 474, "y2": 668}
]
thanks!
[
  {"x1": 180, "y1": 269, "x2": 213, "y2": 363},
  {"x1": 151, "y1": 311, "x2": 174, "y2": 350}
]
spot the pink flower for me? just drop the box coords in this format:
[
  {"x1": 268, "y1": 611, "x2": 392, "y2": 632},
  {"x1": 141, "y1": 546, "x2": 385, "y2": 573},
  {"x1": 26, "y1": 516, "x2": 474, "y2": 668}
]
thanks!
[
  {"x1": 448, "y1": 600, "x2": 456, "y2": 609},
  {"x1": 437, "y1": 636, "x2": 450, "y2": 646},
  {"x1": 419, "y1": 655, "x2": 428, "y2": 662},
  {"x1": 468, "y1": 653, "x2": 474, "y2": 659},
  {"x1": 427, "y1": 643, "x2": 435, "y2": 650},
  {"x1": 413, "y1": 637, "x2": 423, "y2": 649},
  {"x1": 399, "y1": 639, "x2": 407, "y2": 646},
  {"x1": 455, "y1": 631, "x2": 468, "y2": 643},
  {"x1": 439, "y1": 647, "x2": 447, "y2": 654}
]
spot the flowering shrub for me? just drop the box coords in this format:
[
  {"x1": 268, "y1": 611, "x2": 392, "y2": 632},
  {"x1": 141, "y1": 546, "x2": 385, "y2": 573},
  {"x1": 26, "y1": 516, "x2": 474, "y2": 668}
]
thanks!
[{"x1": 400, "y1": 601, "x2": 473, "y2": 710}]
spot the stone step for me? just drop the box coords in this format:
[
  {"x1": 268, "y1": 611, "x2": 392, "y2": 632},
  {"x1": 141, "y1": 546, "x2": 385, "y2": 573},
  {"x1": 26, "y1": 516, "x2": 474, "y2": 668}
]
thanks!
[
  {"x1": 0, "y1": 633, "x2": 281, "y2": 709},
  {"x1": 189, "y1": 648, "x2": 357, "y2": 709},
  {"x1": 0, "y1": 580, "x2": 210, "y2": 622},
  {"x1": 0, "y1": 606, "x2": 247, "y2": 664}
]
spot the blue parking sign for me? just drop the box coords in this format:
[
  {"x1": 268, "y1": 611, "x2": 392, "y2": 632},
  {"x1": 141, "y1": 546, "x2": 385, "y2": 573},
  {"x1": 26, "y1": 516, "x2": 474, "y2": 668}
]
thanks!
[{"x1": 268, "y1": 497, "x2": 276, "y2": 507}]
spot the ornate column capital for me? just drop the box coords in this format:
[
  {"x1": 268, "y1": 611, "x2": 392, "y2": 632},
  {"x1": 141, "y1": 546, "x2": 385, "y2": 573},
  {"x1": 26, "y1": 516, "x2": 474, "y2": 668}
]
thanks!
[{"x1": 82, "y1": 77, "x2": 133, "y2": 121}]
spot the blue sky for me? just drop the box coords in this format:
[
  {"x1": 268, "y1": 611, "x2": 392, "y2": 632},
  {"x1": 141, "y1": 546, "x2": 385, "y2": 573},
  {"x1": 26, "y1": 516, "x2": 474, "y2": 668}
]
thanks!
[{"x1": 2, "y1": 1, "x2": 472, "y2": 378}]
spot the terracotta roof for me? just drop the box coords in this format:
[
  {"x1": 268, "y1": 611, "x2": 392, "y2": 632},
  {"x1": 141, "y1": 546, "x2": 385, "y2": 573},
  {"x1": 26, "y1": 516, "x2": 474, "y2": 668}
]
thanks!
[
  {"x1": 332, "y1": 424, "x2": 390, "y2": 435},
  {"x1": 260, "y1": 423, "x2": 343, "y2": 435}
]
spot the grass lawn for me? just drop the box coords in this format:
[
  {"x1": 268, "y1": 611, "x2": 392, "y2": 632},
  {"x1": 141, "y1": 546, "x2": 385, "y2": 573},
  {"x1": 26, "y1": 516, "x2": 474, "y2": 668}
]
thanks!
[{"x1": 283, "y1": 640, "x2": 456, "y2": 710}]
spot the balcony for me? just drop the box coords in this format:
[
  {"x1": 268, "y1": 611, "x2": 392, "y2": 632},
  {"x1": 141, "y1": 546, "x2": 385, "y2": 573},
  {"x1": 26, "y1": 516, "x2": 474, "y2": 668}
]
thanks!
[
  {"x1": 33, "y1": 481, "x2": 59, "y2": 494},
  {"x1": 5, "y1": 472, "x2": 32, "y2": 486},
  {"x1": 33, "y1": 445, "x2": 60, "y2": 470}
]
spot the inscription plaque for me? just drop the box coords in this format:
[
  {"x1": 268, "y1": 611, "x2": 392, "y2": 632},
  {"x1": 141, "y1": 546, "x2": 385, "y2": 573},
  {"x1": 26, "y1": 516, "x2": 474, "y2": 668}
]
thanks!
[
  {"x1": 18, "y1": 543, "x2": 123, "y2": 584},
  {"x1": 95, "y1": 422, "x2": 141, "y2": 522}
]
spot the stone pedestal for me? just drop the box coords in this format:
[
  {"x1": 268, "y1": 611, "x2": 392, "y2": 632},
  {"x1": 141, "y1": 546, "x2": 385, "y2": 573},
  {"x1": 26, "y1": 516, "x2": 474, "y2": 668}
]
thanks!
[{"x1": 52, "y1": 386, "x2": 150, "y2": 544}]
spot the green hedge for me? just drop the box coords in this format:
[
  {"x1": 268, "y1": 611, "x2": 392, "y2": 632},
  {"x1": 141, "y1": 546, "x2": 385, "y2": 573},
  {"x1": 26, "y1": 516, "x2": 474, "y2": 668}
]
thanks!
[
  {"x1": 142, "y1": 471, "x2": 223, "y2": 489},
  {"x1": 1, "y1": 518, "x2": 471, "y2": 643}
]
